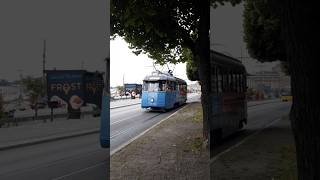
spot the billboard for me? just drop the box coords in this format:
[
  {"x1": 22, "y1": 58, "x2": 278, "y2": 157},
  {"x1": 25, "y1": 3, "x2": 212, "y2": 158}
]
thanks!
[
  {"x1": 84, "y1": 72, "x2": 104, "y2": 108},
  {"x1": 124, "y1": 83, "x2": 142, "y2": 95},
  {"x1": 46, "y1": 70, "x2": 104, "y2": 118}
]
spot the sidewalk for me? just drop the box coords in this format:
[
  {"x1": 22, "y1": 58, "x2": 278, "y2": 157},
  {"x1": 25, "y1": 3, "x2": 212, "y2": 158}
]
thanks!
[
  {"x1": 110, "y1": 102, "x2": 210, "y2": 179},
  {"x1": 211, "y1": 116, "x2": 296, "y2": 180},
  {"x1": 0, "y1": 116, "x2": 100, "y2": 150}
]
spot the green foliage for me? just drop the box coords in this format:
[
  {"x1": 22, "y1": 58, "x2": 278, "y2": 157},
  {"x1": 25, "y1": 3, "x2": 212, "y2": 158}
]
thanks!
[
  {"x1": 22, "y1": 76, "x2": 45, "y2": 105},
  {"x1": 112, "y1": 0, "x2": 196, "y2": 65},
  {"x1": 280, "y1": 61, "x2": 290, "y2": 75},
  {"x1": 243, "y1": 0, "x2": 286, "y2": 62},
  {"x1": 112, "y1": 0, "x2": 242, "y2": 79},
  {"x1": 276, "y1": 144, "x2": 298, "y2": 180},
  {"x1": 116, "y1": 85, "x2": 124, "y2": 92},
  {"x1": 186, "y1": 58, "x2": 199, "y2": 81}
]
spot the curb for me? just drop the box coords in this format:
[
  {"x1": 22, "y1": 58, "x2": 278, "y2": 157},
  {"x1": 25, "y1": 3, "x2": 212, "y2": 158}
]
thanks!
[
  {"x1": 110, "y1": 104, "x2": 190, "y2": 155},
  {"x1": 247, "y1": 100, "x2": 281, "y2": 107},
  {"x1": 110, "y1": 102, "x2": 141, "y2": 110},
  {"x1": 0, "y1": 129, "x2": 99, "y2": 151}
]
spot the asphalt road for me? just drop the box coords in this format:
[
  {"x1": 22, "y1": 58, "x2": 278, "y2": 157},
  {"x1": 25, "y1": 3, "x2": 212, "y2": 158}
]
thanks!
[
  {"x1": 212, "y1": 101, "x2": 292, "y2": 157},
  {"x1": 0, "y1": 94, "x2": 200, "y2": 180},
  {"x1": 0, "y1": 96, "x2": 290, "y2": 180}
]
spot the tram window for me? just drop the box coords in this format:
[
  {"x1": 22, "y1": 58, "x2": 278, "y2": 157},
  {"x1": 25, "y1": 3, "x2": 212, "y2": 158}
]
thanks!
[
  {"x1": 232, "y1": 73, "x2": 236, "y2": 92},
  {"x1": 244, "y1": 74, "x2": 247, "y2": 92},
  {"x1": 239, "y1": 74, "x2": 242, "y2": 92},
  {"x1": 236, "y1": 74, "x2": 240, "y2": 92},
  {"x1": 227, "y1": 71, "x2": 231, "y2": 92},
  {"x1": 211, "y1": 66, "x2": 217, "y2": 94},
  {"x1": 228, "y1": 72, "x2": 231, "y2": 92},
  {"x1": 217, "y1": 68, "x2": 222, "y2": 93},
  {"x1": 173, "y1": 82, "x2": 177, "y2": 91},
  {"x1": 229, "y1": 73, "x2": 233, "y2": 92},
  {"x1": 241, "y1": 74, "x2": 244, "y2": 92},
  {"x1": 222, "y1": 70, "x2": 228, "y2": 92},
  {"x1": 143, "y1": 81, "x2": 164, "y2": 92},
  {"x1": 235, "y1": 74, "x2": 238, "y2": 92},
  {"x1": 238, "y1": 74, "x2": 240, "y2": 92},
  {"x1": 234, "y1": 74, "x2": 237, "y2": 93},
  {"x1": 165, "y1": 81, "x2": 174, "y2": 91}
]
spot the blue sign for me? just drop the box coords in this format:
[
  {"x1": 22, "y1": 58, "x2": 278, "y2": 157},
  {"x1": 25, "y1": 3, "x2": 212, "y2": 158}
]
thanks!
[{"x1": 46, "y1": 70, "x2": 104, "y2": 118}]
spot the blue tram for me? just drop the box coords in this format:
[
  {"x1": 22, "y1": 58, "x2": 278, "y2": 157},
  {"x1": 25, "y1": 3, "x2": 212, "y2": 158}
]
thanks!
[
  {"x1": 141, "y1": 71, "x2": 187, "y2": 111},
  {"x1": 210, "y1": 50, "x2": 247, "y2": 148}
]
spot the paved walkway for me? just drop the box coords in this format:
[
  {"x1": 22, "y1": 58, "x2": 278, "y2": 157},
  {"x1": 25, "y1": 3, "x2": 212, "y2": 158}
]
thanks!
[
  {"x1": 110, "y1": 102, "x2": 210, "y2": 179},
  {"x1": 0, "y1": 116, "x2": 100, "y2": 150},
  {"x1": 211, "y1": 116, "x2": 295, "y2": 179}
]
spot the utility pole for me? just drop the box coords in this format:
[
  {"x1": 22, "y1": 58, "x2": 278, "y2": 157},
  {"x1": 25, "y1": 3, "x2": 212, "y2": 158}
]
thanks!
[
  {"x1": 17, "y1": 69, "x2": 23, "y2": 106},
  {"x1": 123, "y1": 74, "x2": 125, "y2": 96},
  {"x1": 42, "y1": 39, "x2": 47, "y2": 100},
  {"x1": 42, "y1": 40, "x2": 46, "y2": 82}
]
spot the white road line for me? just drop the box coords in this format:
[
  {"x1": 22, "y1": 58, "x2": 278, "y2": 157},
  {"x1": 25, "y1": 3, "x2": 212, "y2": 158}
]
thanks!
[
  {"x1": 110, "y1": 113, "x2": 161, "y2": 139},
  {"x1": 210, "y1": 117, "x2": 281, "y2": 163},
  {"x1": 110, "y1": 104, "x2": 190, "y2": 156},
  {"x1": 110, "y1": 112, "x2": 144, "y2": 125},
  {"x1": 51, "y1": 162, "x2": 106, "y2": 180}
]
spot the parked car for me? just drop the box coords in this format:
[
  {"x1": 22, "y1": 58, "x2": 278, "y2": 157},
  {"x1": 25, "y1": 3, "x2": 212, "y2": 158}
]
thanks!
[
  {"x1": 5, "y1": 109, "x2": 16, "y2": 118},
  {"x1": 30, "y1": 102, "x2": 46, "y2": 109},
  {"x1": 18, "y1": 107, "x2": 26, "y2": 111},
  {"x1": 48, "y1": 101, "x2": 60, "y2": 109},
  {"x1": 280, "y1": 92, "x2": 292, "y2": 102}
]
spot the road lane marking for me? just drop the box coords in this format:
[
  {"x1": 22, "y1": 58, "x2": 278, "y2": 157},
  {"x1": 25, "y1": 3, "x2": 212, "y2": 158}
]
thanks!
[
  {"x1": 110, "y1": 112, "x2": 145, "y2": 125},
  {"x1": 110, "y1": 113, "x2": 162, "y2": 139},
  {"x1": 110, "y1": 104, "x2": 190, "y2": 155},
  {"x1": 210, "y1": 117, "x2": 281, "y2": 163},
  {"x1": 51, "y1": 162, "x2": 106, "y2": 180}
]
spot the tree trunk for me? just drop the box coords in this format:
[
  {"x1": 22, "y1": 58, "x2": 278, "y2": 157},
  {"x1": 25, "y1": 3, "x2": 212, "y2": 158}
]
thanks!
[
  {"x1": 280, "y1": 1, "x2": 320, "y2": 179},
  {"x1": 194, "y1": 0, "x2": 211, "y2": 142}
]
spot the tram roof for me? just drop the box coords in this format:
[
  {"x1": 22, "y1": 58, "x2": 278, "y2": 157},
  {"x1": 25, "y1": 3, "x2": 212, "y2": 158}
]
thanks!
[
  {"x1": 211, "y1": 50, "x2": 246, "y2": 72},
  {"x1": 143, "y1": 71, "x2": 186, "y2": 84}
]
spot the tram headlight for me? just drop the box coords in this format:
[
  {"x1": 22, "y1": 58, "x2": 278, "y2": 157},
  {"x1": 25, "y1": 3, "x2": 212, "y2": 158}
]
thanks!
[{"x1": 150, "y1": 98, "x2": 154, "y2": 103}]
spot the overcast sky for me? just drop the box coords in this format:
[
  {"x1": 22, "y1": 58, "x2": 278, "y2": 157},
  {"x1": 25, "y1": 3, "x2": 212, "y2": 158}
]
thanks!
[
  {"x1": 0, "y1": 0, "x2": 108, "y2": 81},
  {"x1": 211, "y1": 3, "x2": 279, "y2": 72},
  {"x1": 110, "y1": 37, "x2": 191, "y2": 87},
  {"x1": 0, "y1": 1, "x2": 278, "y2": 84}
]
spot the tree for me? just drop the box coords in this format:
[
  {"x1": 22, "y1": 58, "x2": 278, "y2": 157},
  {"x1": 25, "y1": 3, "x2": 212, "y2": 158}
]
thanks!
[
  {"x1": 111, "y1": 0, "x2": 241, "y2": 145},
  {"x1": 22, "y1": 76, "x2": 45, "y2": 119},
  {"x1": 116, "y1": 85, "x2": 124, "y2": 96},
  {"x1": 280, "y1": 61, "x2": 290, "y2": 75},
  {"x1": 244, "y1": 0, "x2": 319, "y2": 178}
]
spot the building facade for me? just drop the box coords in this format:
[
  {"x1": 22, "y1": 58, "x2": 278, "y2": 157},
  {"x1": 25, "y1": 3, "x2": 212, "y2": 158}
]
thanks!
[{"x1": 247, "y1": 64, "x2": 291, "y2": 98}]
